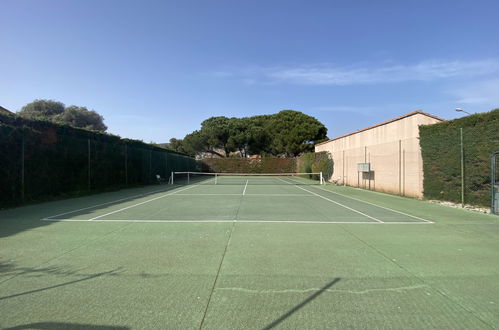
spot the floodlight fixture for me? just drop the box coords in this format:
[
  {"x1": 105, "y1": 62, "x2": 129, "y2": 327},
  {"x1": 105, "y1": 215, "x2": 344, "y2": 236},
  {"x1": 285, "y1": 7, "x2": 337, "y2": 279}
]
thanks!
[{"x1": 455, "y1": 108, "x2": 471, "y2": 115}]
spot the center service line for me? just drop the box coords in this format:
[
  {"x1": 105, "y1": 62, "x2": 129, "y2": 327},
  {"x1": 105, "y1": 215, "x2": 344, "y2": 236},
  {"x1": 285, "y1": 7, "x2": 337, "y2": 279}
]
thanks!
[{"x1": 243, "y1": 179, "x2": 249, "y2": 196}]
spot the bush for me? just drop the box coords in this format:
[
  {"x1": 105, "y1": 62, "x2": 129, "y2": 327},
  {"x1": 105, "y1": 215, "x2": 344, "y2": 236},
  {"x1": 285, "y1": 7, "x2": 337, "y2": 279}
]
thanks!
[
  {"x1": 0, "y1": 113, "x2": 196, "y2": 207},
  {"x1": 419, "y1": 108, "x2": 499, "y2": 206},
  {"x1": 297, "y1": 151, "x2": 334, "y2": 181},
  {"x1": 201, "y1": 157, "x2": 296, "y2": 173}
]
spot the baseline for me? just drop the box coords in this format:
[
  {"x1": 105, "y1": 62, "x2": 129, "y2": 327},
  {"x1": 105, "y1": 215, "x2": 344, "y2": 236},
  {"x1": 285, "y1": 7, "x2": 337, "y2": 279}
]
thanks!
[{"x1": 40, "y1": 218, "x2": 433, "y2": 224}]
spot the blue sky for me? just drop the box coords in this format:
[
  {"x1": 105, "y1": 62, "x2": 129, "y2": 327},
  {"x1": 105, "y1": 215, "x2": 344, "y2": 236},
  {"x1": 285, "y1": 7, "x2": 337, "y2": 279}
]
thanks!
[{"x1": 1, "y1": 0, "x2": 498, "y2": 143}]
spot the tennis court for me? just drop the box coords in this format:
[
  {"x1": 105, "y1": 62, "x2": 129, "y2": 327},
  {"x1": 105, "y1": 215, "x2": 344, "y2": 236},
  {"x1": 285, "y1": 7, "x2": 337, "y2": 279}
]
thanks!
[
  {"x1": 41, "y1": 173, "x2": 431, "y2": 224},
  {"x1": 1, "y1": 176, "x2": 499, "y2": 329}
]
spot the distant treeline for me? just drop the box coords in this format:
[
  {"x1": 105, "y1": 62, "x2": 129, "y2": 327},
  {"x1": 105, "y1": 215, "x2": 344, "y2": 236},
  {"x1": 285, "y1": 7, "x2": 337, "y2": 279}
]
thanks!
[{"x1": 165, "y1": 110, "x2": 328, "y2": 158}]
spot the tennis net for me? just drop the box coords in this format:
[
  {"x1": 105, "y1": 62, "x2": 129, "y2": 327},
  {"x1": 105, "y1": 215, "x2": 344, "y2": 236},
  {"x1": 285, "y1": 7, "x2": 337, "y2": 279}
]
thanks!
[{"x1": 170, "y1": 172, "x2": 325, "y2": 185}]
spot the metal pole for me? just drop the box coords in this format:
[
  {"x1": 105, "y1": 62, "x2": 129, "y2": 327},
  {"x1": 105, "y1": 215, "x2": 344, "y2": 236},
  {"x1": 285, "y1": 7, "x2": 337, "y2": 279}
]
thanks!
[
  {"x1": 364, "y1": 146, "x2": 367, "y2": 189},
  {"x1": 399, "y1": 140, "x2": 402, "y2": 196},
  {"x1": 492, "y1": 152, "x2": 498, "y2": 214},
  {"x1": 21, "y1": 129, "x2": 25, "y2": 202},
  {"x1": 165, "y1": 153, "x2": 168, "y2": 179},
  {"x1": 368, "y1": 152, "x2": 371, "y2": 191},
  {"x1": 460, "y1": 127, "x2": 465, "y2": 207},
  {"x1": 403, "y1": 149, "x2": 406, "y2": 197},
  {"x1": 343, "y1": 150, "x2": 345, "y2": 186},
  {"x1": 88, "y1": 139, "x2": 91, "y2": 191},
  {"x1": 492, "y1": 153, "x2": 495, "y2": 214},
  {"x1": 125, "y1": 143, "x2": 128, "y2": 185},
  {"x1": 149, "y1": 149, "x2": 152, "y2": 184}
]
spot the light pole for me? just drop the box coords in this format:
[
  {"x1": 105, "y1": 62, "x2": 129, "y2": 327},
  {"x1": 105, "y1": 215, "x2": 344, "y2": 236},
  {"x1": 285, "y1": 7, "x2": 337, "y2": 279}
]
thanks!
[
  {"x1": 454, "y1": 108, "x2": 468, "y2": 207},
  {"x1": 455, "y1": 108, "x2": 471, "y2": 115}
]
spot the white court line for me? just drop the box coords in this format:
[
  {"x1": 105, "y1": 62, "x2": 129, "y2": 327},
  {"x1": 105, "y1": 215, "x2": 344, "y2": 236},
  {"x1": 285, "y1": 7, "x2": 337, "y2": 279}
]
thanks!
[
  {"x1": 40, "y1": 218, "x2": 433, "y2": 224},
  {"x1": 88, "y1": 185, "x2": 198, "y2": 221},
  {"x1": 246, "y1": 194, "x2": 313, "y2": 196},
  {"x1": 312, "y1": 186, "x2": 434, "y2": 224},
  {"x1": 277, "y1": 178, "x2": 384, "y2": 223},
  {"x1": 42, "y1": 187, "x2": 173, "y2": 220},
  {"x1": 168, "y1": 193, "x2": 314, "y2": 196},
  {"x1": 243, "y1": 180, "x2": 248, "y2": 195},
  {"x1": 174, "y1": 193, "x2": 242, "y2": 196}
]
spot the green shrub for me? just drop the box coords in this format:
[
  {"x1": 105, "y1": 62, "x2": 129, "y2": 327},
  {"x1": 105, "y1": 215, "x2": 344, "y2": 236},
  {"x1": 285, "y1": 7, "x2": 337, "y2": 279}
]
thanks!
[
  {"x1": 419, "y1": 108, "x2": 499, "y2": 206},
  {"x1": 0, "y1": 113, "x2": 196, "y2": 208},
  {"x1": 201, "y1": 157, "x2": 296, "y2": 173},
  {"x1": 297, "y1": 151, "x2": 333, "y2": 181}
]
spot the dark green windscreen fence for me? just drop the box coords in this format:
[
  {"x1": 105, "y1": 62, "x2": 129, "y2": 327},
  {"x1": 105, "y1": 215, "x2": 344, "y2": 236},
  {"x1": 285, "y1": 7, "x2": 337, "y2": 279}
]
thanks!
[{"x1": 0, "y1": 114, "x2": 197, "y2": 208}]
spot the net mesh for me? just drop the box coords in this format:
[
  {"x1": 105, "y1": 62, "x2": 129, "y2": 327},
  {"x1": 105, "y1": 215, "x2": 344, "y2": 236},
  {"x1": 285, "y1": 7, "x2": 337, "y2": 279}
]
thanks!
[{"x1": 171, "y1": 172, "x2": 324, "y2": 185}]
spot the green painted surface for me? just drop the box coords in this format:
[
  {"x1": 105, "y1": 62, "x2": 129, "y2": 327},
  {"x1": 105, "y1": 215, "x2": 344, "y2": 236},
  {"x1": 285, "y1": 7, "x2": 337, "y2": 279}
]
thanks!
[{"x1": 1, "y1": 182, "x2": 498, "y2": 329}]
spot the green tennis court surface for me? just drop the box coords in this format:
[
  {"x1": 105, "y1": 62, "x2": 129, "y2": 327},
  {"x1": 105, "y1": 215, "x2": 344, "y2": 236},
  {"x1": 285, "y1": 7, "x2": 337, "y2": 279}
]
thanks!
[{"x1": 1, "y1": 181, "x2": 499, "y2": 329}]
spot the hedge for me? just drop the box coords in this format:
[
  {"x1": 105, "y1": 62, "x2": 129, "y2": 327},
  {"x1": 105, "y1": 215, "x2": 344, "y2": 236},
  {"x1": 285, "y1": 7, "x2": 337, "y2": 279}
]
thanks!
[
  {"x1": 201, "y1": 157, "x2": 296, "y2": 173},
  {"x1": 0, "y1": 113, "x2": 196, "y2": 208},
  {"x1": 419, "y1": 109, "x2": 499, "y2": 206}
]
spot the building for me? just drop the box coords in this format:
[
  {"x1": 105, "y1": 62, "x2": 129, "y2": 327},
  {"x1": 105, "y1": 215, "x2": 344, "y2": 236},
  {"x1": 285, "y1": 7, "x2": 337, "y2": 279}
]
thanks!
[
  {"x1": 315, "y1": 110, "x2": 443, "y2": 198},
  {"x1": 0, "y1": 106, "x2": 14, "y2": 116}
]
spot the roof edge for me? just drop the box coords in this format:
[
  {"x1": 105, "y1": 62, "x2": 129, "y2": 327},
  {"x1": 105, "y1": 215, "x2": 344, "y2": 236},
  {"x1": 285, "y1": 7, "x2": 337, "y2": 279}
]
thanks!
[{"x1": 315, "y1": 110, "x2": 444, "y2": 146}]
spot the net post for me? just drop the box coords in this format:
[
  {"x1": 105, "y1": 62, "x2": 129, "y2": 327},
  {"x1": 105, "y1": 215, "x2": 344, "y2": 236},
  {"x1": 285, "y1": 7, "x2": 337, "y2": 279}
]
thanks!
[
  {"x1": 170, "y1": 172, "x2": 174, "y2": 185},
  {"x1": 320, "y1": 172, "x2": 324, "y2": 185},
  {"x1": 187, "y1": 172, "x2": 190, "y2": 184},
  {"x1": 215, "y1": 173, "x2": 218, "y2": 185}
]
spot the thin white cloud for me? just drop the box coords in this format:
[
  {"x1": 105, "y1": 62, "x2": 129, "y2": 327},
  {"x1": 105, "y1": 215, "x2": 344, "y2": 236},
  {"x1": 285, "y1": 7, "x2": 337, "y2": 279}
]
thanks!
[
  {"x1": 220, "y1": 59, "x2": 499, "y2": 86},
  {"x1": 448, "y1": 78, "x2": 499, "y2": 106},
  {"x1": 311, "y1": 105, "x2": 382, "y2": 115}
]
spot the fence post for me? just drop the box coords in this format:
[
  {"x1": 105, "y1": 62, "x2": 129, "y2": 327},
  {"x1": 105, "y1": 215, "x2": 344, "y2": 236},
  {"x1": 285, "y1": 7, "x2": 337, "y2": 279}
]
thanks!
[
  {"x1": 125, "y1": 142, "x2": 128, "y2": 186},
  {"x1": 460, "y1": 127, "x2": 465, "y2": 207},
  {"x1": 342, "y1": 150, "x2": 345, "y2": 186},
  {"x1": 21, "y1": 128, "x2": 25, "y2": 202},
  {"x1": 149, "y1": 149, "x2": 152, "y2": 184},
  {"x1": 403, "y1": 149, "x2": 406, "y2": 196},
  {"x1": 165, "y1": 153, "x2": 168, "y2": 179},
  {"x1": 88, "y1": 139, "x2": 91, "y2": 191}
]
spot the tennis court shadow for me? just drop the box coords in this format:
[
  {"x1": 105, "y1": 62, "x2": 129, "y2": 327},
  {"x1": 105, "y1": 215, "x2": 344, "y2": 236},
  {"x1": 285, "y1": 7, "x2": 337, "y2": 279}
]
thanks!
[
  {"x1": 0, "y1": 184, "x2": 181, "y2": 238},
  {"x1": 262, "y1": 277, "x2": 341, "y2": 330},
  {"x1": 0, "y1": 263, "x2": 124, "y2": 301},
  {"x1": 3, "y1": 322, "x2": 129, "y2": 330},
  {"x1": 41, "y1": 184, "x2": 186, "y2": 221}
]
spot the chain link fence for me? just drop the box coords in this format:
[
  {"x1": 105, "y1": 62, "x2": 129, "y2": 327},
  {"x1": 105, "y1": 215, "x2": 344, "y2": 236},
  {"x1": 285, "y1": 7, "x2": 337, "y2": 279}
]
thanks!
[
  {"x1": 0, "y1": 115, "x2": 197, "y2": 208},
  {"x1": 420, "y1": 109, "x2": 499, "y2": 208}
]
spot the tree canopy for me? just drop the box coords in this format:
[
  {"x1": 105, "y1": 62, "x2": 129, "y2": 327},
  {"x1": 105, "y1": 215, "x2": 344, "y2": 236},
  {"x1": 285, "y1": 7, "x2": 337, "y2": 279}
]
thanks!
[
  {"x1": 18, "y1": 99, "x2": 107, "y2": 132},
  {"x1": 19, "y1": 99, "x2": 65, "y2": 118},
  {"x1": 170, "y1": 110, "x2": 327, "y2": 157}
]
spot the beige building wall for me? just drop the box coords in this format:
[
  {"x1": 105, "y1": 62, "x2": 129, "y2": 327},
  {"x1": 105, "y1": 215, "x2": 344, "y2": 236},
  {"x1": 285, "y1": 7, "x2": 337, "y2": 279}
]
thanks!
[{"x1": 315, "y1": 111, "x2": 443, "y2": 198}]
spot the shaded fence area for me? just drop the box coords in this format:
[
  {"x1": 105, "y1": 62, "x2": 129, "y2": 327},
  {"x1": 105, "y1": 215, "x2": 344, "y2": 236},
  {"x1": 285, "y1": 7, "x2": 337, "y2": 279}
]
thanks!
[
  {"x1": 420, "y1": 109, "x2": 499, "y2": 207},
  {"x1": 0, "y1": 114, "x2": 196, "y2": 208}
]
